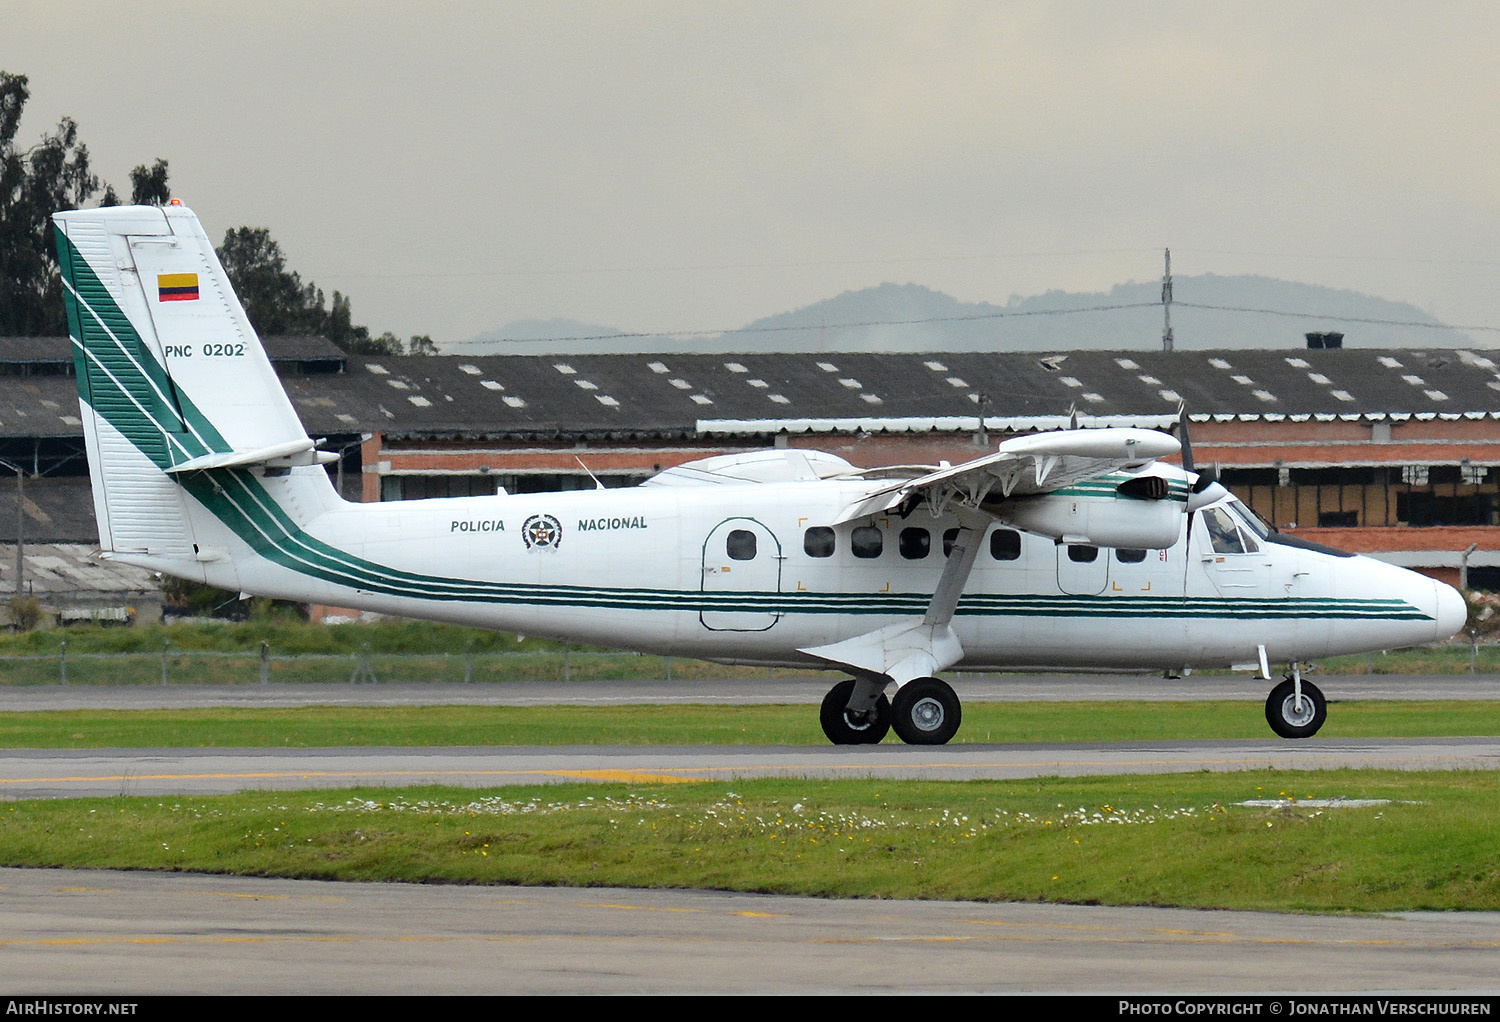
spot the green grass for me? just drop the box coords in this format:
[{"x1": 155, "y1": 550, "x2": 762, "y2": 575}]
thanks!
[
  {"x1": 2, "y1": 699, "x2": 1498, "y2": 748},
  {"x1": 0, "y1": 617, "x2": 1494, "y2": 685},
  {"x1": 3, "y1": 772, "x2": 1496, "y2": 913}
]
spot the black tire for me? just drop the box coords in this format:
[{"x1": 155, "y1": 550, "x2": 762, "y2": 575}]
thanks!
[
  {"x1": 890, "y1": 677, "x2": 962, "y2": 745},
  {"x1": 1265, "y1": 678, "x2": 1327, "y2": 739},
  {"x1": 819, "y1": 679, "x2": 891, "y2": 745}
]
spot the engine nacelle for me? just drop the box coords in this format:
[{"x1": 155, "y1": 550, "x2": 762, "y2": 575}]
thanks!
[{"x1": 994, "y1": 466, "x2": 1187, "y2": 548}]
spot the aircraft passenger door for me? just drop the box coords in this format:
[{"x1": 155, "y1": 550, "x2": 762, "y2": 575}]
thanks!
[
  {"x1": 701, "y1": 518, "x2": 783, "y2": 631},
  {"x1": 1056, "y1": 543, "x2": 1109, "y2": 595}
]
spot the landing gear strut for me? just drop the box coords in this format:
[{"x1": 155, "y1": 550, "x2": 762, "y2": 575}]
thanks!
[{"x1": 1265, "y1": 667, "x2": 1326, "y2": 739}]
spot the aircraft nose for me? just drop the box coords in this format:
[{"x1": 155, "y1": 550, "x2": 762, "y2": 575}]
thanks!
[{"x1": 1433, "y1": 580, "x2": 1468, "y2": 641}]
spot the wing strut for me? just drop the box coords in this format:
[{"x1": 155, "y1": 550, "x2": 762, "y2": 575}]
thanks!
[{"x1": 800, "y1": 516, "x2": 987, "y2": 691}]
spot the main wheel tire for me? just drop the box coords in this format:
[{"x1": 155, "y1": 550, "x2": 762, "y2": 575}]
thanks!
[
  {"x1": 819, "y1": 679, "x2": 891, "y2": 745},
  {"x1": 1265, "y1": 678, "x2": 1327, "y2": 739},
  {"x1": 890, "y1": 677, "x2": 962, "y2": 745}
]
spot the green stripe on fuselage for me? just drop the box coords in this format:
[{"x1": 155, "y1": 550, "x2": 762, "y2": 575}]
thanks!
[{"x1": 56, "y1": 231, "x2": 1427, "y2": 624}]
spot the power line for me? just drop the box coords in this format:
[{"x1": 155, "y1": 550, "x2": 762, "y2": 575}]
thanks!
[
  {"x1": 448, "y1": 301, "x2": 1163, "y2": 347},
  {"x1": 1175, "y1": 301, "x2": 1500, "y2": 334},
  {"x1": 451, "y1": 297, "x2": 1500, "y2": 348}
]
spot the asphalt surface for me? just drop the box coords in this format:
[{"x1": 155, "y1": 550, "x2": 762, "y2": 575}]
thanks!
[
  {"x1": 4, "y1": 867, "x2": 1499, "y2": 995},
  {"x1": 3, "y1": 674, "x2": 1498, "y2": 995}
]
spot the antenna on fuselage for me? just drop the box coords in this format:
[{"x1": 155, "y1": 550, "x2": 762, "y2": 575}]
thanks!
[{"x1": 575, "y1": 456, "x2": 605, "y2": 490}]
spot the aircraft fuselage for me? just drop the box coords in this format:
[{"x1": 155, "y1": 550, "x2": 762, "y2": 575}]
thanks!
[{"x1": 159, "y1": 464, "x2": 1461, "y2": 674}]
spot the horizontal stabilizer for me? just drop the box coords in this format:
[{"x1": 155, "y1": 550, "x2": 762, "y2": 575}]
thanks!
[{"x1": 165, "y1": 439, "x2": 335, "y2": 474}]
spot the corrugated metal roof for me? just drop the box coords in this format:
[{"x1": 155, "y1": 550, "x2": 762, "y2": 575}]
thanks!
[
  {"x1": 0, "y1": 342, "x2": 1497, "y2": 441},
  {"x1": 0, "y1": 543, "x2": 159, "y2": 598},
  {"x1": 319, "y1": 348, "x2": 1500, "y2": 438},
  {"x1": 0, "y1": 477, "x2": 104, "y2": 544}
]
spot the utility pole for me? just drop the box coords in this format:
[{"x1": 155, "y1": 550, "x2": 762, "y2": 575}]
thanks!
[
  {"x1": 0, "y1": 459, "x2": 23, "y2": 595},
  {"x1": 1161, "y1": 248, "x2": 1174, "y2": 352}
]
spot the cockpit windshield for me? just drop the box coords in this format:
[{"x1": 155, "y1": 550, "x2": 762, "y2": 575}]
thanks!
[{"x1": 1225, "y1": 497, "x2": 1272, "y2": 540}]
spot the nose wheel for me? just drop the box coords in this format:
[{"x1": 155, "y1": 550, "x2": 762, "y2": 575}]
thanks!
[{"x1": 1265, "y1": 675, "x2": 1326, "y2": 739}]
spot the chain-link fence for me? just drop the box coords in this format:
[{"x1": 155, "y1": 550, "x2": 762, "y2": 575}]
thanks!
[
  {"x1": 0, "y1": 638, "x2": 1495, "y2": 686},
  {"x1": 0, "y1": 642, "x2": 806, "y2": 686}
]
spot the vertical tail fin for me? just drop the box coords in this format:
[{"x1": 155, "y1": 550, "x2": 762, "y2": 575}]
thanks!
[{"x1": 52, "y1": 202, "x2": 322, "y2": 567}]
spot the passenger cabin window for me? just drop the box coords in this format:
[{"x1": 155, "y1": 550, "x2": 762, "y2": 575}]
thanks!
[
  {"x1": 726, "y1": 529, "x2": 757, "y2": 560},
  {"x1": 1116, "y1": 548, "x2": 1147, "y2": 563},
  {"x1": 851, "y1": 525, "x2": 883, "y2": 559},
  {"x1": 990, "y1": 529, "x2": 1021, "y2": 561},
  {"x1": 1067, "y1": 544, "x2": 1099, "y2": 563},
  {"x1": 942, "y1": 528, "x2": 959, "y2": 557},
  {"x1": 899, "y1": 527, "x2": 930, "y2": 559},
  {"x1": 804, "y1": 526, "x2": 835, "y2": 558}
]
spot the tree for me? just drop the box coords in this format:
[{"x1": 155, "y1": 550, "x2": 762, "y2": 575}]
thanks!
[
  {"x1": 1, "y1": 72, "x2": 101, "y2": 335},
  {"x1": 128, "y1": 158, "x2": 170, "y2": 206},
  {"x1": 0, "y1": 70, "x2": 425, "y2": 350},
  {"x1": 215, "y1": 227, "x2": 403, "y2": 354},
  {"x1": 0, "y1": 71, "x2": 169, "y2": 335},
  {"x1": 215, "y1": 226, "x2": 327, "y2": 336}
]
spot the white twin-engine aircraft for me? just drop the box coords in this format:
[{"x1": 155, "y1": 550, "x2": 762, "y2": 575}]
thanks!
[{"x1": 52, "y1": 204, "x2": 1467, "y2": 745}]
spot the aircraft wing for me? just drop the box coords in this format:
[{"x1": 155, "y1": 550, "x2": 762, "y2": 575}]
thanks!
[{"x1": 833, "y1": 427, "x2": 1180, "y2": 525}]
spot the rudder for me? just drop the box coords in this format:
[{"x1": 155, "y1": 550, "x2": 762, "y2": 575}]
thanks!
[{"x1": 52, "y1": 202, "x2": 315, "y2": 570}]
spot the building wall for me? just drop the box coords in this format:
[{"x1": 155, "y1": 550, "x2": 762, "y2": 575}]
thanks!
[{"x1": 363, "y1": 420, "x2": 1500, "y2": 588}]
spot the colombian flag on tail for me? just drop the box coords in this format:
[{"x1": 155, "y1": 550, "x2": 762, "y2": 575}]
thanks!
[{"x1": 157, "y1": 272, "x2": 199, "y2": 302}]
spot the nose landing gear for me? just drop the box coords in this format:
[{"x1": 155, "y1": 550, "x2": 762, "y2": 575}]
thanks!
[{"x1": 1265, "y1": 666, "x2": 1326, "y2": 739}]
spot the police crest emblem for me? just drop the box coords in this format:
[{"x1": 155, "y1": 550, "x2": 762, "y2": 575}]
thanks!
[{"x1": 522, "y1": 514, "x2": 562, "y2": 551}]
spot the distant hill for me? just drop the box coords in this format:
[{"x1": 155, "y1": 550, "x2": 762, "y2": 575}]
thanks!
[{"x1": 449, "y1": 277, "x2": 1483, "y2": 355}]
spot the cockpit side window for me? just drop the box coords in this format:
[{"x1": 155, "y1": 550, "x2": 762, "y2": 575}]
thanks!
[{"x1": 1203, "y1": 507, "x2": 1247, "y2": 554}]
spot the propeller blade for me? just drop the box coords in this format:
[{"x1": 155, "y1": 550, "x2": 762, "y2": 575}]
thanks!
[{"x1": 1177, "y1": 405, "x2": 1195, "y2": 475}]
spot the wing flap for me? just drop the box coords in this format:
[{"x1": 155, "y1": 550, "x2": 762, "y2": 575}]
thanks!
[{"x1": 834, "y1": 427, "x2": 1180, "y2": 525}]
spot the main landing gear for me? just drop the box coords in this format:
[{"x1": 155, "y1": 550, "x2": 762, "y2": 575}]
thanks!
[
  {"x1": 819, "y1": 678, "x2": 890, "y2": 744},
  {"x1": 1265, "y1": 667, "x2": 1327, "y2": 739},
  {"x1": 820, "y1": 676, "x2": 962, "y2": 746}
]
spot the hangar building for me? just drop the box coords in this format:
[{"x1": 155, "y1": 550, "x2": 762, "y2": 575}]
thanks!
[{"x1": 1, "y1": 336, "x2": 1496, "y2": 611}]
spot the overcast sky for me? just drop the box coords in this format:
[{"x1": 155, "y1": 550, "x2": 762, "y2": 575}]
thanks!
[{"x1": 9, "y1": 1, "x2": 1500, "y2": 347}]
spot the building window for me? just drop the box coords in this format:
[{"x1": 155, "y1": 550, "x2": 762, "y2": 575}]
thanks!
[{"x1": 380, "y1": 475, "x2": 500, "y2": 501}]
